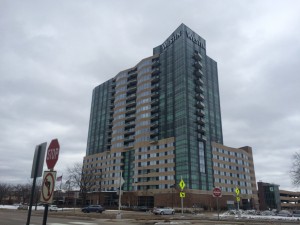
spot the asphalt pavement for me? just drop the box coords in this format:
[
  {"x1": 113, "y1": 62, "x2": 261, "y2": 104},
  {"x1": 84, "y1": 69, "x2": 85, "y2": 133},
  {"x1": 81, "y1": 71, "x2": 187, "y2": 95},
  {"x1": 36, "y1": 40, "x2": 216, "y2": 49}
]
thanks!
[{"x1": 1, "y1": 208, "x2": 300, "y2": 225}]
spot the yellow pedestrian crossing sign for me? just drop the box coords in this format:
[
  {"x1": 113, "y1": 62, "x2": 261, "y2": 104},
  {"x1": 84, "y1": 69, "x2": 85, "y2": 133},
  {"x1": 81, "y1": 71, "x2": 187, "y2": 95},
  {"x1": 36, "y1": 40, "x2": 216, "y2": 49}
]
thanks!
[
  {"x1": 236, "y1": 196, "x2": 240, "y2": 202},
  {"x1": 179, "y1": 179, "x2": 185, "y2": 190},
  {"x1": 235, "y1": 187, "x2": 240, "y2": 196},
  {"x1": 180, "y1": 192, "x2": 185, "y2": 198}
]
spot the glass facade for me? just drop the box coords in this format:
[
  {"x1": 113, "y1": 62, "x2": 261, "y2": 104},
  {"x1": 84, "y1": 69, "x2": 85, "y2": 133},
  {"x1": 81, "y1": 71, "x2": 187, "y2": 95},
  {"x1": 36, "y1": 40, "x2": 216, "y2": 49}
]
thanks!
[{"x1": 85, "y1": 24, "x2": 223, "y2": 191}]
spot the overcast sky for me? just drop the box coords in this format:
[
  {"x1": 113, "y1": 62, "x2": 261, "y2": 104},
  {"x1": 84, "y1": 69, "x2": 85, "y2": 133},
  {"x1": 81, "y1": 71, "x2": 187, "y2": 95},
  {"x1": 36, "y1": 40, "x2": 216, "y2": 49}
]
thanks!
[{"x1": 1, "y1": 0, "x2": 300, "y2": 191}]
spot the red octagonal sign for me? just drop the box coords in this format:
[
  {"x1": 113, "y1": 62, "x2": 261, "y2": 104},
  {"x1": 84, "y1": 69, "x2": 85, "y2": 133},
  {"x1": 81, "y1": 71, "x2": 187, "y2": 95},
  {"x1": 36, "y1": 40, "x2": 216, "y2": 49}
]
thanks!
[
  {"x1": 213, "y1": 187, "x2": 222, "y2": 197},
  {"x1": 46, "y1": 139, "x2": 60, "y2": 170}
]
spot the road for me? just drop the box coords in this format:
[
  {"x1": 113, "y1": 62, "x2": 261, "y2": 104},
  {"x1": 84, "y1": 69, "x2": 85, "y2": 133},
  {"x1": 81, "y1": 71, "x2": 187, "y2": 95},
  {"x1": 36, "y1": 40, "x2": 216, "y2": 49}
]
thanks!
[{"x1": 1, "y1": 209, "x2": 300, "y2": 225}]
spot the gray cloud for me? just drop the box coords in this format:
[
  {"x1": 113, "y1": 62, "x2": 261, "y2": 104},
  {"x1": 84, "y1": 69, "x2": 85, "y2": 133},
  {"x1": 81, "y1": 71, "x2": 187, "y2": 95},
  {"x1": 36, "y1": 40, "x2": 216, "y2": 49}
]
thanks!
[{"x1": 0, "y1": 0, "x2": 300, "y2": 191}]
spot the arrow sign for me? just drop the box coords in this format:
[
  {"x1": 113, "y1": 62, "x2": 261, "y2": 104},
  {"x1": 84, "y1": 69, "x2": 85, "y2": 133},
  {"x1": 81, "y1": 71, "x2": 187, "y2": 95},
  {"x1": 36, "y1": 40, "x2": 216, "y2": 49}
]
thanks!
[{"x1": 40, "y1": 171, "x2": 57, "y2": 203}]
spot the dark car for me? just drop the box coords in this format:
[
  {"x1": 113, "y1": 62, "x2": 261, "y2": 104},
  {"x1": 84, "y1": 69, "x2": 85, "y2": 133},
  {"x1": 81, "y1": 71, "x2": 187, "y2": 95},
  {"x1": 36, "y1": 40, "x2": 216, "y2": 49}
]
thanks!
[
  {"x1": 293, "y1": 210, "x2": 300, "y2": 217},
  {"x1": 81, "y1": 205, "x2": 105, "y2": 213}
]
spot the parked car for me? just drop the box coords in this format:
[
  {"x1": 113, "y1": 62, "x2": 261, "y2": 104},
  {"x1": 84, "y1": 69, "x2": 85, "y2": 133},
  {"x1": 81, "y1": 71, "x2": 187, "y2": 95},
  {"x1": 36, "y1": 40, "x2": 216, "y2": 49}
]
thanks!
[
  {"x1": 277, "y1": 210, "x2": 292, "y2": 217},
  {"x1": 293, "y1": 210, "x2": 300, "y2": 217},
  {"x1": 49, "y1": 205, "x2": 58, "y2": 212},
  {"x1": 81, "y1": 205, "x2": 105, "y2": 213},
  {"x1": 132, "y1": 206, "x2": 151, "y2": 212},
  {"x1": 153, "y1": 207, "x2": 175, "y2": 215}
]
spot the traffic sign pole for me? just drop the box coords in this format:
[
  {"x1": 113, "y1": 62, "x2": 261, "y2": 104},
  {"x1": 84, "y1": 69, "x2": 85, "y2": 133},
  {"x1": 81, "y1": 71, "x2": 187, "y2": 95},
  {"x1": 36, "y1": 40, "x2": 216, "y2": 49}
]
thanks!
[
  {"x1": 27, "y1": 143, "x2": 46, "y2": 225},
  {"x1": 235, "y1": 187, "x2": 241, "y2": 218},
  {"x1": 180, "y1": 176, "x2": 185, "y2": 216},
  {"x1": 217, "y1": 197, "x2": 219, "y2": 220},
  {"x1": 43, "y1": 139, "x2": 60, "y2": 225},
  {"x1": 212, "y1": 187, "x2": 222, "y2": 221}
]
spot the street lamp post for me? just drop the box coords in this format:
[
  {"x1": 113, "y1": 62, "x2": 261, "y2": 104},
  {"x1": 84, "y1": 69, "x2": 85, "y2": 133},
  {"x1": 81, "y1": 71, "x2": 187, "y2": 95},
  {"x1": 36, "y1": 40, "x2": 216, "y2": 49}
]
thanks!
[{"x1": 170, "y1": 185, "x2": 175, "y2": 208}]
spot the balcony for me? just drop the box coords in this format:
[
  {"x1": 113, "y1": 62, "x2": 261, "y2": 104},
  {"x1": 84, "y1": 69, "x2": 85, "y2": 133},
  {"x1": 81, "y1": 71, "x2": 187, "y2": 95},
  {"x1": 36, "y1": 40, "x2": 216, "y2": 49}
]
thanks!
[
  {"x1": 127, "y1": 79, "x2": 137, "y2": 87},
  {"x1": 126, "y1": 100, "x2": 136, "y2": 108},
  {"x1": 126, "y1": 93, "x2": 136, "y2": 101},
  {"x1": 194, "y1": 69, "x2": 203, "y2": 78},
  {"x1": 152, "y1": 83, "x2": 159, "y2": 91},
  {"x1": 149, "y1": 137, "x2": 158, "y2": 144},
  {"x1": 124, "y1": 143, "x2": 134, "y2": 149},
  {"x1": 107, "y1": 122, "x2": 113, "y2": 129},
  {"x1": 151, "y1": 76, "x2": 160, "y2": 84},
  {"x1": 193, "y1": 61, "x2": 203, "y2": 69},
  {"x1": 151, "y1": 106, "x2": 159, "y2": 113},
  {"x1": 197, "y1": 134, "x2": 207, "y2": 142},
  {"x1": 124, "y1": 128, "x2": 135, "y2": 135},
  {"x1": 128, "y1": 72, "x2": 137, "y2": 80},
  {"x1": 151, "y1": 99, "x2": 159, "y2": 106},
  {"x1": 125, "y1": 114, "x2": 135, "y2": 122},
  {"x1": 152, "y1": 68, "x2": 160, "y2": 76},
  {"x1": 195, "y1": 78, "x2": 204, "y2": 86},
  {"x1": 193, "y1": 52, "x2": 203, "y2": 61},
  {"x1": 152, "y1": 60, "x2": 160, "y2": 67},
  {"x1": 151, "y1": 91, "x2": 159, "y2": 98},
  {"x1": 195, "y1": 86, "x2": 204, "y2": 93},
  {"x1": 195, "y1": 109, "x2": 205, "y2": 117},
  {"x1": 128, "y1": 68, "x2": 137, "y2": 75},
  {"x1": 150, "y1": 129, "x2": 159, "y2": 137},
  {"x1": 151, "y1": 113, "x2": 159, "y2": 122},
  {"x1": 150, "y1": 121, "x2": 159, "y2": 129},
  {"x1": 195, "y1": 93, "x2": 204, "y2": 101},
  {"x1": 124, "y1": 135, "x2": 135, "y2": 142},
  {"x1": 124, "y1": 121, "x2": 135, "y2": 128},
  {"x1": 126, "y1": 107, "x2": 136, "y2": 114},
  {"x1": 197, "y1": 126, "x2": 205, "y2": 135},
  {"x1": 196, "y1": 118, "x2": 205, "y2": 125},
  {"x1": 127, "y1": 86, "x2": 137, "y2": 94},
  {"x1": 195, "y1": 101, "x2": 205, "y2": 109}
]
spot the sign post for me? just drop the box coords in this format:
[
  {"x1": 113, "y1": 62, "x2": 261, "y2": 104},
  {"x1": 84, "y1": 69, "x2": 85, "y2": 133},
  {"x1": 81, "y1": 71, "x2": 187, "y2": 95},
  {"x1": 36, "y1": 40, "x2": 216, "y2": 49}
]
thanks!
[
  {"x1": 26, "y1": 142, "x2": 47, "y2": 225},
  {"x1": 213, "y1": 187, "x2": 222, "y2": 220},
  {"x1": 179, "y1": 177, "x2": 186, "y2": 216},
  {"x1": 235, "y1": 187, "x2": 241, "y2": 218},
  {"x1": 42, "y1": 139, "x2": 60, "y2": 225},
  {"x1": 116, "y1": 171, "x2": 125, "y2": 219}
]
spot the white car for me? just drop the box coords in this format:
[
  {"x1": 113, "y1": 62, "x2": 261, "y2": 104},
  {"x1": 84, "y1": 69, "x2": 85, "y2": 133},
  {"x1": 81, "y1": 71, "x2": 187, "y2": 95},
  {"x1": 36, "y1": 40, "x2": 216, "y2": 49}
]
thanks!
[
  {"x1": 153, "y1": 207, "x2": 175, "y2": 215},
  {"x1": 49, "y1": 205, "x2": 58, "y2": 212}
]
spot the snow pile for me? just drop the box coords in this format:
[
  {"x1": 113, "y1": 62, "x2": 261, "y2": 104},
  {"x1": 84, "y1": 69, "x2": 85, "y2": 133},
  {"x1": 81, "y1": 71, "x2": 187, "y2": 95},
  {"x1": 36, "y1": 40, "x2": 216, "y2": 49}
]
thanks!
[{"x1": 220, "y1": 210, "x2": 300, "y2": 221}]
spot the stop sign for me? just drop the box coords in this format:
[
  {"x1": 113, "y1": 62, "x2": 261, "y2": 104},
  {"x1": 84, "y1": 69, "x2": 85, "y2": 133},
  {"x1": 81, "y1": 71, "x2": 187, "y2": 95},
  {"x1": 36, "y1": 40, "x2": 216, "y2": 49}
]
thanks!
[
  {"x1": 213, "y1": 187, "x2": 222, "y2": 197},
  {"x1": 46, "y1": 139, "x2": 60, "y2": 170}
]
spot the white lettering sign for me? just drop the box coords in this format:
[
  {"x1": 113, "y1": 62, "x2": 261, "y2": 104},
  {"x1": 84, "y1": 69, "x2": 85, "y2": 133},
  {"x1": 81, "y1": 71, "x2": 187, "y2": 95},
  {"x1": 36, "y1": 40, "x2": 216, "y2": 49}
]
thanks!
[
  {"x1": 186, "y1": 31, "x2": 205, "y2": 49},
  {"x1": 46, "y1": 148, "x2": 59, "y2": 160},
  {"x1": 161, "y1": 31, "x2": 182, "y2": 50}
]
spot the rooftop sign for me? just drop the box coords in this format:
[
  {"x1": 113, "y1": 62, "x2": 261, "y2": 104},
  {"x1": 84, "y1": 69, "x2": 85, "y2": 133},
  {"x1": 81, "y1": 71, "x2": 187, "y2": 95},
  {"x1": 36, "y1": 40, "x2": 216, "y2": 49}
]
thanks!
[{"x1": 161, "y1": 30, "x2": 206, "y2": 51}]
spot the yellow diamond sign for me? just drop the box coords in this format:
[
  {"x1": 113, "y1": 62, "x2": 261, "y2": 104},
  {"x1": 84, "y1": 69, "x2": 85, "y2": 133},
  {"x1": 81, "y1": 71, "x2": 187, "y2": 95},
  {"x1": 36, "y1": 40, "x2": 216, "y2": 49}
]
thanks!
[
  {"x1": 235, "y1": 187, "x2": 240, "y2": 196},
  {"x1": 179, "y1": 179, "x2": 185, "y2": 190},
  {"x1": 180, "y1": 192, "x2": 185, "y2": 198}
]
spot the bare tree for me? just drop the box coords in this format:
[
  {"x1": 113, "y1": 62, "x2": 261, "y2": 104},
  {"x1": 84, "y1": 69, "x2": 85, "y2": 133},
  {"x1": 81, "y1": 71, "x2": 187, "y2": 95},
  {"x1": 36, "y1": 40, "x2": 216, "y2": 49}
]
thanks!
[
  {"x1": 0, "y1": 183, "x2": 12, "y2": 204},
  {"x1": 66, "y1": 162, "x2": 94, "y2": 205},
  {"x1": 290, "y1": 152, "x2": 300, "y2": 186}
]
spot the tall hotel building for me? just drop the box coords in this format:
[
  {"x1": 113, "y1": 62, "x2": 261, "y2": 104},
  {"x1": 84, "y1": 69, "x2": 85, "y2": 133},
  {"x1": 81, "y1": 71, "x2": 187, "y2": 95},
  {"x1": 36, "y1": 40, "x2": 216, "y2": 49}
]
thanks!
[{"x1": 84, "y1": 24, "x2": 255, "y2": 208}]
